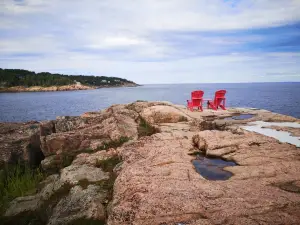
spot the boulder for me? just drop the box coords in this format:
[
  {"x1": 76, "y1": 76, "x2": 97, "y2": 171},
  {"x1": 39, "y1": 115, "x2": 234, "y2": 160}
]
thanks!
[
  {"x1": 39, "y1": 121, "x2": 55, "y2": 136},
  {"x1": 40, "y1": 105, "x2": 140, "y2": 156},
  {"x1": 191, "y1": 134, "x2": 207, "y2": 154},
  {"x1": 41, "y1": 132, "x2": 85, "y2": 156},
  {"x1": 141, "y1": 105, "x2": 190, "y2": 124},
  {"x1": 60, "y1": 164, "x2": 109, "y2": 185},
  {"x1": 41, "y1": 155, "x2": 61, "y2": 172},
  {"x1": 72, "y1": 149, "x2": 118, "y2": 166},
  {"x1": 5, "y1": 174, "x2": 65, "y2": 217},
  {"x1": 47, "y1": 185, "x2": 107, "y2": 225},
  {"x1": 4, "y1": 195, "x2": 42, "y2": 217},
  {"x1": 55, "y1": 116, "x2": 86, "y2": 133},
  {"x1": 0, "y1": 121, "x2": 44, "y2": 165}
]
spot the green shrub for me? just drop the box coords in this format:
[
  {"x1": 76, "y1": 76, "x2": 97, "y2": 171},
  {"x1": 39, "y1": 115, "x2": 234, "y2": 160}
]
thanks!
[
  {"x1": 178, "y1": 116, "x2": 188, "y2": 122},
  {"x1": 29, "y1": 125, "x2": 38, "y2": 129},
  {"x1": 0, "y1": 163, "x2": 44, "y2": 215},
  {"x1": 95, "y1": 156, "x2": 121, "y2": 172},
  {"x1": 138, "y1": 118, "x2": 159, "y2": 137},
  {"x1": 97, "y1": 137, "x2": 130, "y2": 151}
]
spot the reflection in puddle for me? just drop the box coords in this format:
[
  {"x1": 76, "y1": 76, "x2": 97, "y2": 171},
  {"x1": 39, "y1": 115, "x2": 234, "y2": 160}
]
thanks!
[
  {"x1": 224, "y1": 114, "x2": 255, "y2": 120},
  {"x1": 192, "y1": 155, "x2": 237, "y2": 180},
  {"x1": 242, "y1": 121, "x2": 300, "y2": 147}
]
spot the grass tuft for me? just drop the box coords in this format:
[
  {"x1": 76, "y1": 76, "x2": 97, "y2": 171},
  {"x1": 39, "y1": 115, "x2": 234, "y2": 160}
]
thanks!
[
  {"x1": 0, "y1": 163, "x2": 44, "y2": 215},
  {"x1": 1, "y1": 182, "x2": 72, "y2": 225}
]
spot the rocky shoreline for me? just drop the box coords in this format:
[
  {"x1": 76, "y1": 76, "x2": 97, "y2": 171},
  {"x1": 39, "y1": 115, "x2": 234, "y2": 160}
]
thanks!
[
  {"x1": 0, "y1": 83, "x2": 138, "y2": 93},
  {"x1": 0, "y1": 101, "x2": 300, "y2": 224}
]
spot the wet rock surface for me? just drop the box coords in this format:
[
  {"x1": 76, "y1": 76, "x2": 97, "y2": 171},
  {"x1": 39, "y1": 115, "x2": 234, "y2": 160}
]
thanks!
[
  {"x1": 1, "y1": 101, "x2": 300, "y2": 225},
  {"x1": 263, "y1": 125, "x2": 300, "y2": 137},
  {"x1": 224, "y1": 113, "x2": 255, "y2": 120},
  {"x1": 242, "y1": 121, "x2": 300, "y2": 147}
]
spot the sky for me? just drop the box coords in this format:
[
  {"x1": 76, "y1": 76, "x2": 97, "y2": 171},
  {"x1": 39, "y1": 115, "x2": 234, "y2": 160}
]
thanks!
[{"x1": 0, "y1": 0, "x2": 300, "y2": 84}]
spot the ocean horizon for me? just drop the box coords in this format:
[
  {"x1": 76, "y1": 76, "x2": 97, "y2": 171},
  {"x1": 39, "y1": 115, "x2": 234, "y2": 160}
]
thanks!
[{"x1": 0, "y1": 82, "x2": 299, "y2": 122}]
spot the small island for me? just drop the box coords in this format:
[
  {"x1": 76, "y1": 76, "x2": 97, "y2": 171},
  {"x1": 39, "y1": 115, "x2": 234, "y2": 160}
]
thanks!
[{"x1": 0, "y1": 68, "x2": 138, "y2": 92}]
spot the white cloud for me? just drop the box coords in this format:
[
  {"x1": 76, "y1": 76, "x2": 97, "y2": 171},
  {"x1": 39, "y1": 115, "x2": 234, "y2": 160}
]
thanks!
[
  {"x1": 85, "y1": 34, "x2": 149, "y2": 49},
  {"x1": 1, "y1": 51, "x2": 299, "y2": 84},
  {"x1": 0, "y1": 0, "x2": 300, "y2": 83}
]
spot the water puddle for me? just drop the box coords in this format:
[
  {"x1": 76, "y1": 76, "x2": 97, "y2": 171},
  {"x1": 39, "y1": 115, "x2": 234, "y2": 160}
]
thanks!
[
  {"x1": 192, "y1": 155, "x2": 237, "y2": 180},
  {"x1": 242, "y1": 121, "x2": 300, "y2": 147},
  {"x1": 224, "y1": 114, "x2": 255, "y2": 120}
]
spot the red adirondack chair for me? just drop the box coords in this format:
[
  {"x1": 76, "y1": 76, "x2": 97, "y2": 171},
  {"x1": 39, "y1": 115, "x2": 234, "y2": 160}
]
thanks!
[
  {"x1": 207, "y1": 90, "x2": 226, "y2": 110},
  {"x1": 187, "y1": 90, "x2": 204, "y2": 111}
]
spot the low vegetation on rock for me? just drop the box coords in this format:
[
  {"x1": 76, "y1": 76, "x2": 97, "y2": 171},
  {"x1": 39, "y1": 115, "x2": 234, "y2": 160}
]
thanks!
[
  {"x1": 96, "y1": 156, "x2": 121, "y2": 172},
  {"x1": 97, "y1": 137, "x2": 130, "y2": 151},
  {"x1": 178, "y1": 115, "x2": 189, "y2": 122},
  {"x1": 0, "y1": 163, "x2": 44, "y2": 215},
  {"x1": 138, "y1": 117, "x2": 159, "y2": 137}
]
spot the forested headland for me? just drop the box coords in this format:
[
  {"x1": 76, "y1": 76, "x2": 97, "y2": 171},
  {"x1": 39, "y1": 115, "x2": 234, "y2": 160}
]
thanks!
[{"x1": 0, "y1": 68, "x2": 137, "y2": 88}]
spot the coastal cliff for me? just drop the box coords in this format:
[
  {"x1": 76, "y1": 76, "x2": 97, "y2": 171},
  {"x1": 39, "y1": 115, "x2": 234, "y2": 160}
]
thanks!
[
  {"x1": 0, "y1": 101, "x2": 300, "y2": 224},
  {"x1": 0, "y1": 83, "x2": 138, "y2": 92},
  {"x1": 0, "y1": 84, "x2": 94, "y2": 92}
]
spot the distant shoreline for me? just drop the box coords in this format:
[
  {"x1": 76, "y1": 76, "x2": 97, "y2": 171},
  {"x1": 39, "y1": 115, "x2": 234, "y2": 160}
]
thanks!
[{"x1": 0, "y1": 83, "x2": 139, "y2": 93}]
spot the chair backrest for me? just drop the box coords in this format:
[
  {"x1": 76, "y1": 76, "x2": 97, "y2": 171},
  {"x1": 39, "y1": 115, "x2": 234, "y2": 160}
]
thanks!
[
  {"x1": 191, "y1": 90, "x2": 204, "y2": 106},
  {"x1": 214, "y1": 90, "x2": 226, "y2": 105},
  {"x1": 191, "y1": 90, "x2": 204, "y2": 99}
]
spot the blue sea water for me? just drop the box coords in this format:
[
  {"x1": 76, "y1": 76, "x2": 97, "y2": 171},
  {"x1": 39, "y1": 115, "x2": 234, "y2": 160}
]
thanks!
[{"x1": 0, "y1": 83, "x2": 299, "y2": 122}]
